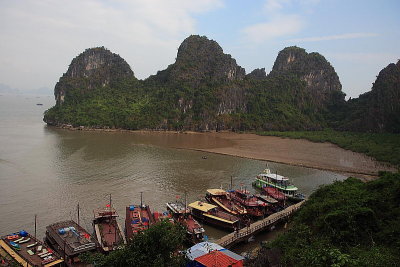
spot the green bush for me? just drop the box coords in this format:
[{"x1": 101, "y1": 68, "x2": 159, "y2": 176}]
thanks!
[{"x1": 267, "y1": 172, "x2": 400, "y2": 266}]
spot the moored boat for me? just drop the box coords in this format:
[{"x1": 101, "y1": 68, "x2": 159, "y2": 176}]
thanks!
[
  {"x1": 45, "y1": 220, "x2": 97, "y2": 266},
  {"x1": 229, "y1": 189, "x2": 268, "y2": 218},
  {"x1": 125, "y1": 204, "x2": 155, "y2": 240},
  {"x1": 188, "y1": 201, "x2": 240, "y2": 231},
  {"x1": 166, "y1": 201, "x2": 205, "y2": 243},
  {"x1": 93, "y1": 205, "x2": 126, "y2": 252},
  {"x1": 253, "y1": 168, "x2": 305, "y2": 202},
  {"x1": 205, "y1": 189, "x2": 247, "y2": 216},
  {"x1": 1, "y1": 230, "x2": 64, "y2": 267}
]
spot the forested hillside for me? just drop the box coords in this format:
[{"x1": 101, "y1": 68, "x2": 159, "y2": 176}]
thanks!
[
  {"x1": 252, "y1": 172, "x2": 400, "y2": 267},
  {"x1": 44, "y1": 35, "x2": 400, "y2": 133}
]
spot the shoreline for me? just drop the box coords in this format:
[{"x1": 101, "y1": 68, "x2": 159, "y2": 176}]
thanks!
[{"x1": 47, "y1": 125, "x2": 398, "y2": 179}]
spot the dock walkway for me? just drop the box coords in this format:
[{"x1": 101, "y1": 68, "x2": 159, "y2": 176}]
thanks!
[{"x1": 216, "y1": 200, "x2": 305, "y2": 248}]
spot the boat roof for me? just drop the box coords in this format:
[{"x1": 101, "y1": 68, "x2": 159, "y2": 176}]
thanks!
[
  {"x1": 203, "y1": 214, "x2": 238, "y2": 224},
  {"x1": 189, "y1": 201, "x2": 217, "y2": 212},
  {"x1": 207, "y1": 189, "x2": 226, "y2": 196},
  {"x1": 46, "y1": 220, "x2": 97, "y2": 257},
  {"x1": 258, "y1": 172, "x2": 288, "y2": 181},
  {"x1": 93, "y1": 206, "x2": 118, "y2": 219},
  {"x1": 255, "y1": 194, "x2": 278, "y2": 204},
  {"x1": 166, "y1": 202, "x2": 189, "y2": 214}
]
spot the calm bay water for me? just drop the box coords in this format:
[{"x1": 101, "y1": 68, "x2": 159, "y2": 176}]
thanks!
[{"x1": 0, "y1": 94, "x2": 346, "y2": 244}]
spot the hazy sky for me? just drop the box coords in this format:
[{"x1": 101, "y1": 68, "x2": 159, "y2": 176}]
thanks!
[{"x1": 0, "y1": 0, "x2": 399, "y2": 98}]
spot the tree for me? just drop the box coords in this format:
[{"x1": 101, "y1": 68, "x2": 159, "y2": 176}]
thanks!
[{"x1": 81, "y1": 220, "x2": 186, "y2": 267}]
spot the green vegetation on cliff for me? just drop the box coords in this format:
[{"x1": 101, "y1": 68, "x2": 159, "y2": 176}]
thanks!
[
  {"x1": 258, "y1": 130, "x2": 400, "y2": 166},
  {"x1": 262, "y1": 172, "x2": 400, "y2": 266},
  {"x1": 44, "y1": 36, "x2": 400, "y2": 134}
]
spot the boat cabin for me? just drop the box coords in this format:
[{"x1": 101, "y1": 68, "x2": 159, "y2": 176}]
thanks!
[
  {"x1": 188, "y1": 201, "x2": 240, "y2": 230},
  {"x1": 45, "y1": 220, "x2": 96, "y2": 266}
]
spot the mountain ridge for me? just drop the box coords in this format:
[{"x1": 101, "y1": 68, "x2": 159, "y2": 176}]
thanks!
[{"x1": 43, "y1": 35, "x2": 399, "y2": 133}]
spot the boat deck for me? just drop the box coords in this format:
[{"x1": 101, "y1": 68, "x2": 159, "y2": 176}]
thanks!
[
  {"x1": 211, "y1": 196, "x2": 245, "y2": 215},
  {"x1": 125, "y1": 205, "x2": 154, "y2": 239},
  {"x1": 99, "y1": 221, "x2": 121, "y2": 246},
  {"x1": 1, "y1": 233, "x2": 63, "y2": 267},
  {"x1": 184, "y1": 217, "x2": 204, "y2": 234}
]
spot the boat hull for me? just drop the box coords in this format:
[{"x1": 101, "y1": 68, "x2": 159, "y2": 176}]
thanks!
[{"x1": 190, "y1": 209, "x2": 239, "y2": 231}]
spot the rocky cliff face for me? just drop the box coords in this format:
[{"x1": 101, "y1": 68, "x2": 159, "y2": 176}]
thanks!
[
  {"x1": 148, "y1": 35, "x2": 247, "y2": 130},
  {"x1": 344, "y1": 60, "x2": 400, "y2": 133},
  {"x1": 153, "y1": 35, "x2": 245, "y2": 86},
  {"x1": 269, "y1": 46, "x2": 343, "y2": 107},
  {"x1": 55, "y1": 47, "x2": 134, "y2": 105},
  {"x1": 45, "y1": 36, "x2": 397, "y2": 133},
  {"x1": 247, "y1": 68, "x2": 267, "y2": 80}
]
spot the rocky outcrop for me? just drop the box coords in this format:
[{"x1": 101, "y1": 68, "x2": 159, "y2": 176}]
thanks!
[
  {"x1": 344, "y1": 60, "x2": 400, "y2": 133},
  {"x1": 246, "y1": 68, "x2": 267, "y2": 80},
  {"x1": 152, "y1": 35, "x2": 245, "y2": 87},
  {"x1": 55, "y1": 47, "x2": 134, "y2": 105},
  {"x1": 147, "y1": 35, "x2": 247, "y2": 131},
  {"x1": 269, "y1": 46, "x2": 343, "y2": 107},
  {"x1": 45, "y1": 36, "x2": 399, "y2": 133}
]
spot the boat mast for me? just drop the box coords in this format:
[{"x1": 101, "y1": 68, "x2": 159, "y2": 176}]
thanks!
[
  {"x1": 184, "y1": 191, "x2": 187, "y2": 214},
  {"x1": 34, "y1": 214, "x2": 37, "y2": 240},
  {"x1": 77, "y1": 203, "x2": 80, "y2": 226},
  {"x1": 109, "y1": 194, "x2": 112, "y2": 235},
  {"x1": 140, "y1": 192, "x2": 143, "y2": 208}
]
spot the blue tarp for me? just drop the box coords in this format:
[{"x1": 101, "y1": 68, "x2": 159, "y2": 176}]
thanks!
[{"x1": 185, "y1": 242, "x2": 225, "y2": 260}]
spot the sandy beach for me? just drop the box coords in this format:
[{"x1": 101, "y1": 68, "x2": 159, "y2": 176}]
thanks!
[
  {"x1": 54, "y1": 127, "x2": 398, "y2": 179},
  {"x1": 161, "y1": 131, "x2": 397, "y2": 179}
]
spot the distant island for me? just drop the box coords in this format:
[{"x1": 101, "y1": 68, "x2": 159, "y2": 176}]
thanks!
[{"x1": 43, "y1": 35, "x2": 400, "y2": 133}]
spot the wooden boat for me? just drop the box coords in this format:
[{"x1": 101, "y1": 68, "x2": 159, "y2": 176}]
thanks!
[
  {"x1": 93, "y1": 205, "x2": 126, "y2": 252},
  {"x1": 253, "y1": 168, "x2": 305, "y2": 202},
  {"x1": 205, "y1": 189, "x2": 247, "y2": 216},
  {"x1": 45, "y1": 220, "x2": 97, "y2": 266},
  {"x1": 125, "y1": 204, "x2": 155, "y2": 240},
  {"x1": 188, "y1": 201, "x2": 240, "y2": 231},
  {"x1": 262, "y1": 186, "x2": 287, "y2": 201},
  {"x1": 166, "y1": 201, "x2": 205, "y2": 243},
  {"x1": 230, "y1": 189, "x2": 268, "y2": 218},
  {"x1": 255, "y1": 193, "x2": 279, "y2": 204},
  {"x1": 1, "y1": 231, "x2": 64, "y2": 267}
]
